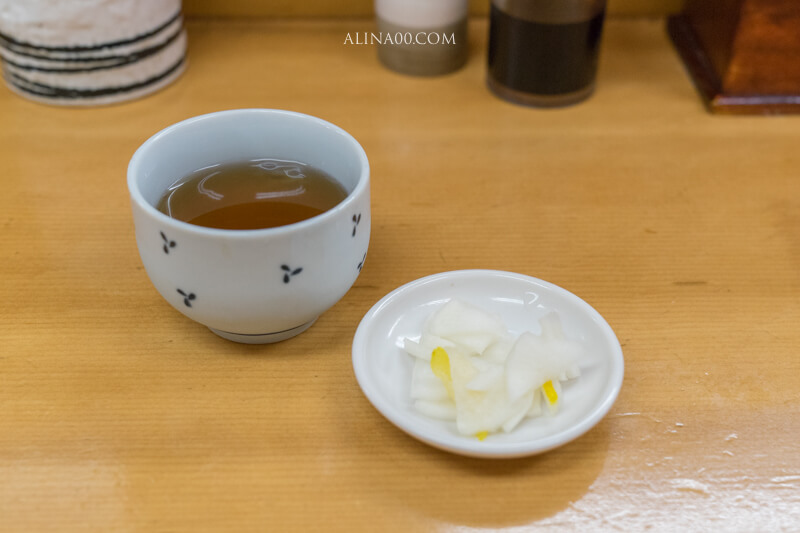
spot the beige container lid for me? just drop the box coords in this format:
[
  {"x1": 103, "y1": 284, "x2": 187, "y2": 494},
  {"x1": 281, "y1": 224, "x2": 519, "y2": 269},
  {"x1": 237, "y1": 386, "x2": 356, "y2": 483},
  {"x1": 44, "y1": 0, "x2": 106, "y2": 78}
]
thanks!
[{"x1": 375, "y1": 0, "x2": 467, "y2": 28}]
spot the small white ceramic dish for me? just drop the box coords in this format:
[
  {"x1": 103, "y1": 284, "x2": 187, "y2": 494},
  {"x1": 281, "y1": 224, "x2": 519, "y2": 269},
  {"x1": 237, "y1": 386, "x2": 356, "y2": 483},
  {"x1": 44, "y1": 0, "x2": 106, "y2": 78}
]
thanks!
[{"x1": 352, "y1": 270, "x2": 624, "y2": 458}]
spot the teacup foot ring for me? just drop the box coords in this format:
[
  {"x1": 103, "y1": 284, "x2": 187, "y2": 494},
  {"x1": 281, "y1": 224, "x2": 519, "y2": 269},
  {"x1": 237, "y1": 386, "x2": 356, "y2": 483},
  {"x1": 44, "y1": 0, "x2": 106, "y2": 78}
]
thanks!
[{"x1": 209, "y1": 319, "x2": 317, "y2": 344}]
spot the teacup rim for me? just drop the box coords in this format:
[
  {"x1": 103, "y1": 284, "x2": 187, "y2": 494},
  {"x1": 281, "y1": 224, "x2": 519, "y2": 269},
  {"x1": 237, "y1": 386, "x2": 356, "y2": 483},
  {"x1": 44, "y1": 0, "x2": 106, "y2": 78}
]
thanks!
[{"x1": 127, "y1": 108, "x2": 370, "y2": 238}]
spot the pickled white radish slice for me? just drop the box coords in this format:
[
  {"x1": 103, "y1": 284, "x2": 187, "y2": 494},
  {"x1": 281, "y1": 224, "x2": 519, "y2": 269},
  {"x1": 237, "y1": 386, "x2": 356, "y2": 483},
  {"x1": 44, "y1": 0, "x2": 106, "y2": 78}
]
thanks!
[
  {"x1": 414, "y1": 399, "x2": 457, "y2": 420},
  {"x1": 465, "y1": 362, "x2": 503, "y2": 392},
  {"x1": 403, "y1": 334, "x2": 455, "y2": 360},
  {"x1": 403, "y1": 299, "x2": 584, "y2": 438},
  {"x1": 410, "y1": 357, "x2": 450, "y2": 401},
  {"x1": 426, "y1": 299, "x2": 506, "y2": 354},
  {"x1": 505, "y1": 332, "x2": 582, "y2": 404}
]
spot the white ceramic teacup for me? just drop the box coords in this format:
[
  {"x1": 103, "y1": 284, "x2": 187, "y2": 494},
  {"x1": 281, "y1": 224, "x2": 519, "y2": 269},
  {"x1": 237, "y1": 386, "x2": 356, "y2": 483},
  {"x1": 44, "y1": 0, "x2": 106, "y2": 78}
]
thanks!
[{"x1": 128, "y1": 109, "x2": 371, "y2": 343}]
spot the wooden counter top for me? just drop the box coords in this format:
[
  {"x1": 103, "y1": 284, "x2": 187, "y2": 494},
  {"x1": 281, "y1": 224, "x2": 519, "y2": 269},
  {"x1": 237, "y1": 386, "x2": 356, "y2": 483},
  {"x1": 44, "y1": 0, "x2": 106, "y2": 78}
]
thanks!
[{"x1": 1, "y1": 17, "x2": 798, "y2": 532}]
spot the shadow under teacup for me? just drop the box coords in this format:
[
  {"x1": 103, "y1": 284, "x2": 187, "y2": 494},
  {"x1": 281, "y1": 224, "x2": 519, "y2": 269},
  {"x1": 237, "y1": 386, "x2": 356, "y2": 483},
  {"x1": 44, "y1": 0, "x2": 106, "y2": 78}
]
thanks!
[{"x1": 127, "y1": 109, "x2": 371, "y2": 343}]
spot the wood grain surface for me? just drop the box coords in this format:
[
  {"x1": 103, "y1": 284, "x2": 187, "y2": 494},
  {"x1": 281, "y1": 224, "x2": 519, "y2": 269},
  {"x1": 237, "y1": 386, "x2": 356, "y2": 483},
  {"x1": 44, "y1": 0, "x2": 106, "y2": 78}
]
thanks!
[
  {"x1": 182, "y1": 0, "x2": 686, "y2": 18},
  {"x1": 1, "y1": 18, "x2": 799, "y2": 532}
]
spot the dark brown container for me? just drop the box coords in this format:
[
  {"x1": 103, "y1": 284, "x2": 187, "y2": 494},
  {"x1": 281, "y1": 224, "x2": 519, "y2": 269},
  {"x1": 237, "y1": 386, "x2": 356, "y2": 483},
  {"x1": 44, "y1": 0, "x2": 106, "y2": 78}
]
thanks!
[{"x1": 487, "y1": 0, "x2": 607, "y2": 108}]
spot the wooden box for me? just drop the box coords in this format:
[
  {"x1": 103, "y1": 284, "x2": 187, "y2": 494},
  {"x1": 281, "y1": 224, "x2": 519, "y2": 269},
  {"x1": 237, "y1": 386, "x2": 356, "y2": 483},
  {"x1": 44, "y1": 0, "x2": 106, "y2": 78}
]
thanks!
[{"x1": 668, "y1": 0, "x2": 800, "y2": 114}]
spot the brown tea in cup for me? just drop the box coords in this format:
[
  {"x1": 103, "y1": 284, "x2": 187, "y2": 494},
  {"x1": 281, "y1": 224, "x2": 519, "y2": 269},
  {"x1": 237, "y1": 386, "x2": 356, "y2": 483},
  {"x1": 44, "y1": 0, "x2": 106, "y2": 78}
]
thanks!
[{"x1": 155, "y1": 158, "x2": 348, "y2": 230}]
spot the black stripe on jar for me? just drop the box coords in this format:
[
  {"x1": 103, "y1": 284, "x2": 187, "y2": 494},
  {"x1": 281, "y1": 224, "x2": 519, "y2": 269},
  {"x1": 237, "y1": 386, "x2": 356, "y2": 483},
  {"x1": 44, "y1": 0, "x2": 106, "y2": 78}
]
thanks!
[
  {"x1": 5, "y1": 55, "x2": 185, "y2": 100},
  {"x1": 0, "y1": 27, "x2": 184, "y2": 73},
  {"x1": 0, "y1": 10, "x2": 182, "y2": 54}
]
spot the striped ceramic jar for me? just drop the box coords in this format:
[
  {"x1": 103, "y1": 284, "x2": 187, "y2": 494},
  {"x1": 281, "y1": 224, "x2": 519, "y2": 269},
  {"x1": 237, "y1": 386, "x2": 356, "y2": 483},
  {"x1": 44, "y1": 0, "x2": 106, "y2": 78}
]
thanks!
[{"x1": 0, "y1": 0, "x2": 187, "y2": 106}]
